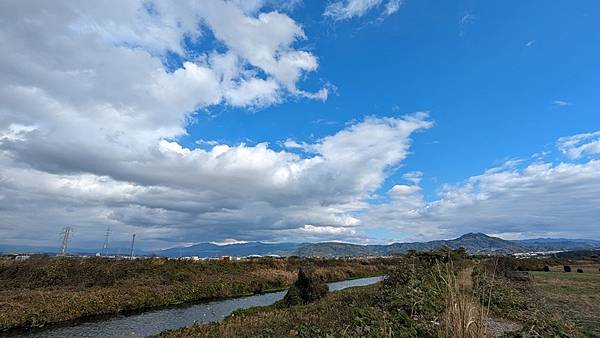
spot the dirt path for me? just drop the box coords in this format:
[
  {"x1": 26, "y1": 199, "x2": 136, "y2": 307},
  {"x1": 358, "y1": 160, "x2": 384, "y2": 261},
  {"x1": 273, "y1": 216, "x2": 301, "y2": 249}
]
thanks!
[{"x1": 459, "y1": 265, "x2": 522, "y2": 338}]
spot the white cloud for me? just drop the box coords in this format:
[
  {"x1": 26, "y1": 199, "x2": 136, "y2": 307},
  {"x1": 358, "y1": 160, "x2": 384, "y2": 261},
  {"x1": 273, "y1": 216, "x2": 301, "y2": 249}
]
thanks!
[
  {"x1": 557, "y1": 130, "x2": 600, "y2": 159},
  {"x1": 552, "y1": 100, "x2": 571, "y2": 107},
  {"x1": 210, "y1": 238, "x2": 249, "y2": 246},
  {"x1": 459, "y1": 12, "x2": 475, "y2": 36},
  {"x1": 0, "y1": 124, "x2": 37, "y2": 142},
  {"x1": 283, "y1": 139, "x2": 306, "y2": 149},
  {"x1": 0, "y1": 111, "x2": 430, "y2": 247},
  {"x1": 383, "y1": 0, "x2": 403, "y2": 16},
  {"x1": 324, "y1": 0, "x2": 402, "y2": 21},
  {"x1": 364, "y1": 150, "x2": 600, "y2": 241},
  {"x1": 0, "y1": 0, "x2": 344, "y2": 248},
  {"x1": 195, "y1": 139, "x2": 220, "y2": 146},
  {"x1": 225, "y1": 78, "x2": 280, "y2": 107},
  {"x1": 301, "y1": 224, "x2": 357, "y2": 235}
]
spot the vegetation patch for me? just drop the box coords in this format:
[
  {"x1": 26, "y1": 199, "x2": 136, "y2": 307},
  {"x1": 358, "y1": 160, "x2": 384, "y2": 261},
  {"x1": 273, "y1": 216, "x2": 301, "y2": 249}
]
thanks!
[
  {"x1": 282, "y1": 267, "x2": 328, "y2": 306},
  {"x1": 0, "y1": 256, "x2": 399, "y2": 331},
  {"x1": 157, "y1": 249, "x2": 474, "y2": 338}
]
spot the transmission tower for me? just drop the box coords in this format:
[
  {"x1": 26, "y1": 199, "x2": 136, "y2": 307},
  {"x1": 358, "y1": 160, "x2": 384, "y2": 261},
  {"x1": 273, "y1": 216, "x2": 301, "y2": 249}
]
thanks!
[
  {"x1": 129, "y1": 233, "x2": 136, "y2": 259},
  {"x1": 58, "y1": 226, "x2": 72, "y2": 256},
  {"x1": 101, "y1": 226, "x2": 111, "y2": 256}
]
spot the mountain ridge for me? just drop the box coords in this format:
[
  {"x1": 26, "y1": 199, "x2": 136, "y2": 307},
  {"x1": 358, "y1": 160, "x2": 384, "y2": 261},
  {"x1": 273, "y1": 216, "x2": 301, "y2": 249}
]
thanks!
[
  {"x1": 4, "y1": 233, "x2": 600, "y2": 257},
  {"x1": 154, "y1": 233, "x2": 600, "y2": 257}
]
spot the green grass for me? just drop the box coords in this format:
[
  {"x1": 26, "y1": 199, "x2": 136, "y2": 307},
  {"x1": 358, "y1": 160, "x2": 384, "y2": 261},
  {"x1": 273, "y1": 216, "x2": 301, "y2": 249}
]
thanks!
[{"x1": 530, "y1": 271, "x2": 600, "y2": 337}]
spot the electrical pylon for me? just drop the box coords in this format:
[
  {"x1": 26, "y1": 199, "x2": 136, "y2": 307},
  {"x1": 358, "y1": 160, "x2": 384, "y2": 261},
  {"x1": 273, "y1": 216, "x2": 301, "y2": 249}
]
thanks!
[
  {"x1": 101, "y1": 226, "x2": 111, "y2": 256},
  {"x1": 58, "y1": 226, "x2": 72, "y2": 256},
  {"x1": 129, "y1": 233, "x2": 136, "y2": 259}
]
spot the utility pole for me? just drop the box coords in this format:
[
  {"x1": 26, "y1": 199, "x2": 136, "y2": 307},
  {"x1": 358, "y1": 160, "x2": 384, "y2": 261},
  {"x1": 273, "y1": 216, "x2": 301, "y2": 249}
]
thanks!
[
  {"x1": 129, "y1": 233, "x2": 136, "y2": 259},
  {"x1": 101, "y1": 226, "x2": 111, "y2": 256},
  {"x1": 58, "y1": 226, "x2": 72, "y2": 256}
]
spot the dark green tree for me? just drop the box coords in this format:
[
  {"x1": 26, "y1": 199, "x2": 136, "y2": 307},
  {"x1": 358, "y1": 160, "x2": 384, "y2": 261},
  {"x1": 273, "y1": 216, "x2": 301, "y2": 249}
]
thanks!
[{"x1": 283, "y1": 267, "x2": 328, "y2": 306}]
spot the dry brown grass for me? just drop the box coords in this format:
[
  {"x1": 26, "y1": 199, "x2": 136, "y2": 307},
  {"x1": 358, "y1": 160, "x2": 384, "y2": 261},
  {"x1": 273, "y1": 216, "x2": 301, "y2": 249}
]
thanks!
[
  {"x1": 0, "y1": 256, "x2": 399, "y2": 331},
  {"x1": 439, "y1": 265, "x2": 488, "y2": 338}
]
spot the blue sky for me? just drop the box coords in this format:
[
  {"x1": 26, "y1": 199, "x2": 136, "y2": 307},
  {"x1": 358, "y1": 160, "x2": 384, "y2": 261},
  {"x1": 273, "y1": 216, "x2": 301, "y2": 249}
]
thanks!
[
  {"x1": 184, "y1": 0, "x2": 600, "y2": 200},
  {"x1": 1, "y1": 0, "x2": 600, "y2": 249}
]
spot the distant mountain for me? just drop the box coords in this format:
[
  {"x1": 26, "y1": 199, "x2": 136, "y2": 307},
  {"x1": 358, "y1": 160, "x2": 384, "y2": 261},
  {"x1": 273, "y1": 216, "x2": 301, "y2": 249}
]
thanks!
[
  {"x1": 157, "y1": 233, "x2": 530, "y2": 258},
  {"x1": 0, "y1": 244, "x2": 60, "y2": 255},
  {"x1": 511, "y1": 238, "x2": 600, "y2": 252},
  {"x1": 159, "y1": 242, "x2": 301, "y2": 258},
  {"x1": 4, "y1": 233, "x2": 600, "y2": 258},
  {"x1": 296, "y1": 233, "x2": 525, "y2": 257},
  {"x1": 0, "y1": 244, "x2": 149, "y2": 257},
  {"x1": 295, "y1": 242, "x2": 377, "y2": 257}
]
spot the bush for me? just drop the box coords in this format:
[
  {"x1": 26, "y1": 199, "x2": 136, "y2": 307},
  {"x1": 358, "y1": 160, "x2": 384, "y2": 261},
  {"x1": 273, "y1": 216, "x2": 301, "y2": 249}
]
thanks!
[
  {"x1": 543, "y1": 266, "x2": 550, "y2": 272},
  {"x1": 576, "y1": 268, "x2": 583, "y2": 273},
  {"x1": 283, "y1": 267, "x2": 328, "y2": 306},
  {"x1": 563, "y1": 265, "x2": 571, "y2": 272}
]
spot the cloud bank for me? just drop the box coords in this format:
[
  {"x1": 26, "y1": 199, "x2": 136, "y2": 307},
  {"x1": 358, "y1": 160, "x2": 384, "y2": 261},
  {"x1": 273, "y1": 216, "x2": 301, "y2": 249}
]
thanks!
[{"x1": 1, "y1": 0, "x2": 599, "y2": 249}]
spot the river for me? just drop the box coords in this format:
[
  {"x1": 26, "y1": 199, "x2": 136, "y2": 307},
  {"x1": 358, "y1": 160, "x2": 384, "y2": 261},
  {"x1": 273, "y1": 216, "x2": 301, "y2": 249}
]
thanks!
[{"x1": 10, "y1": 275, "x2": 384, "y2": 338}]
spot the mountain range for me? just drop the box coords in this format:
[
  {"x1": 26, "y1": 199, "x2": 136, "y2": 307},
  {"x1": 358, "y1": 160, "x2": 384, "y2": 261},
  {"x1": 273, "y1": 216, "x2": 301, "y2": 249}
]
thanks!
[
  {"x1": 156, "y1": 233, "x2": 600, "y2": 257},
  {"x1": 3, "y1": 233, "x2": 600, "y2": 258}
]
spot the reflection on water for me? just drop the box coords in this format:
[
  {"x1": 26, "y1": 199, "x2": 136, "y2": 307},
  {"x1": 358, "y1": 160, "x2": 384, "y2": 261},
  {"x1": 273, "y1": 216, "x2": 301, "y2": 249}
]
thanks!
[{"x1": 12, "y1": 276, "x2": 384, "y2": 338}]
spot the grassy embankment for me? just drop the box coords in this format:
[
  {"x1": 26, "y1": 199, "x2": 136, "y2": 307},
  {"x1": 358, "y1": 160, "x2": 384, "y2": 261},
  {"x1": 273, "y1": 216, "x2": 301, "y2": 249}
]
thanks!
[
  {"x1": 158, "y1": 250, "x2": 491, "y2": 337},
  {"x1": 159, "y1": 253, "x2": 599, "y2": 338},
  {"x1": 0, "y1": 255, "x2": 399, "y2": 331}
]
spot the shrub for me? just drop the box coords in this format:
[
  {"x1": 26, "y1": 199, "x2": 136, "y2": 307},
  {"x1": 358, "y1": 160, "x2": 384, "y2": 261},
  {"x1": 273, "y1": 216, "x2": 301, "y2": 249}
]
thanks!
[
  {"x1": 563, "y1": 265, "x2": 571, "y2": 272},
  {"x1": 543, "y1": 266, "x2": 550, "y2": 272},
  {"x1": 283, "y1": 267, "x2": 328, "y2": 306},
  {"x1": 576, "y1": 269, "x2": 583, "y2": 273}
]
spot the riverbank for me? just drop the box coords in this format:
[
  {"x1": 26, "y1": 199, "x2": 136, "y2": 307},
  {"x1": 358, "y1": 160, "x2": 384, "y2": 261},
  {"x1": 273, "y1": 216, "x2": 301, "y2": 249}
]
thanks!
[
  {"x1": 158, "y1": 252, "x2": 598, "y2": 337},
  {"x1": 0, "y1": 256, "x2": 401, "y2": 331},
  {"x1": 157, "y1": 253, "x2": 455, "y2": 337}
]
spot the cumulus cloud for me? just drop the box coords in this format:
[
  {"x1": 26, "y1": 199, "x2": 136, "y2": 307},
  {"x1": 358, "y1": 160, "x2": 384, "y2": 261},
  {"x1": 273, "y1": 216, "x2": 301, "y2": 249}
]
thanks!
[
  {"x1": 0, "y1": 0, "x2": 341, "y2": 248},
  {"x1": 0, "y1": 105, "x2": 431, "y2": 248},
  {"x1": 557, "y1": 130, "x2": 600, "y2": 159},
  {"x1": 363, "y1": 147, "x2": 600, "y2": 241},
  {"x1": 3, "y1": 0, "x2": 599, "y2": 250},
  {"x1": 324, "y1": 0, "x2": 402, "y2": 21}
]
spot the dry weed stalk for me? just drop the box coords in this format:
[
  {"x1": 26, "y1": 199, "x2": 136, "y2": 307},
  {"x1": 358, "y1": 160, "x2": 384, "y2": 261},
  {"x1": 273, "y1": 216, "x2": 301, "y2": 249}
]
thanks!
[{"x1": 438, "y1": 261, "x2": 489, "y2": 338}]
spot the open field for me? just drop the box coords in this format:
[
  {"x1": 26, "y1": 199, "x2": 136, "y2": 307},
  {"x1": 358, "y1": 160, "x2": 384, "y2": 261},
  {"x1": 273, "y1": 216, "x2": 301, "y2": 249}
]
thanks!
[
  {"x1": 530, "y1": 270, "x2": 600, "y2": 337},
  {"x1": 159, "y1": 253, "x2": 600, "y2": 338},
  {"x1": 2, "y1": 252, "x2": 598, "y2": 337},
  {"x1": 0, "y1": 256, "x2": 400, "y2": 331},
  {"x1": 546, "y1": 262, "x2": 600, "y2": 273}
]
